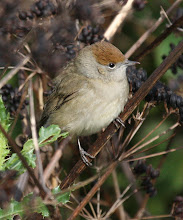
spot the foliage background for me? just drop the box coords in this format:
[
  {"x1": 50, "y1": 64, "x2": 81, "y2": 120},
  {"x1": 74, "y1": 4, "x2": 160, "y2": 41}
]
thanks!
[{"x1": 0, "y1": 0, "x2": 183, "y2": 219}]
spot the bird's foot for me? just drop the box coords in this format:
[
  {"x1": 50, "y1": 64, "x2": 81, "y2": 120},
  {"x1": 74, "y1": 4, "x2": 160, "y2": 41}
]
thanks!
[
  {"x1": 78, "y1": 139, "x2": 95, "y2": 166},
  {"x1": 113, "y1": 117, "x2": 125, "y2": 128}
]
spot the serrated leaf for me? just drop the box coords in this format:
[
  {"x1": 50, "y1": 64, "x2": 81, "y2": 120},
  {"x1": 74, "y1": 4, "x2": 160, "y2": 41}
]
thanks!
[
  {"x1": 3, "y1": 125, "x2": 68, "y2": 174},
  {"x1": 0, "y1": 96, "x2": 10, "y2": 170},
  {"x1": 0, "y1": 96, "x2": 10, "y2": 131},
  {"x1": 52, "y1": 186, "x2": 70, "y2": 204},
  {"x1": 4, "y1": 141, "x2": 36, "y2": 174},
  {"x1": 0, "y1": 193, "x2": 49, "y2": 219},
  {"x1": 38, "y1": 125, "x2": 68, "y2": 147}
]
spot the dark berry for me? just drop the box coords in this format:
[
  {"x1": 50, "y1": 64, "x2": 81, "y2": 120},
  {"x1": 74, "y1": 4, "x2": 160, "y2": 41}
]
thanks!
[
  {"x1": 169, "y1": 94, "x2": 177, "y2": 108},
  {"x1": 133, "y1": 160, "x2": 147, "y2": 174},
  {"x1": 19, "y1": 11, "x2": 27, "y2": 20},
  {"x1": 150, "y1": 169, "x2": 160, "y2": 179}
]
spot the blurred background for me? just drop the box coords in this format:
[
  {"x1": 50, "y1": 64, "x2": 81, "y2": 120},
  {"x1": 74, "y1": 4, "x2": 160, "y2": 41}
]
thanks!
[{"x1": 0, "y1": 0, "x2": 183, "y2": 219}]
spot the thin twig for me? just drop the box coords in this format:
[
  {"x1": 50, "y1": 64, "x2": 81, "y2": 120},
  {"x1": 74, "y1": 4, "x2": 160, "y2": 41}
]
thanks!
[
  {"x1": 120, "y1": 162, "x2": 143, "y2": 206},
  {"x1": 157, "y1": 128, "x2": 178, "y2": 169},
  {"x1": 0, "y1": 123, "x2": 47, "y2": 198},
  {"x1": 0, "y1": 56, "x2": 30, "y2": 89},
  {"x1": 132, "y1": 133, "x2": 175, "y2": 156},
  {"x1": 0, "y1": 66, "x2": 35, "y2": 72},
  {"x1": 38, "y1": 77, "x2": 44, "y2": 111},
  {"x1": 117, "y1": 102, "x2": 151, "y2": 158},
  {"x1": 29, "y1": 79, "x2": 47, "y2": 191},
  {"x1": 18, "y1": 71, "x2": 37, "y2": 91},
  {"x1": 125, "y1": 0, "x2": 182, "y2": 58},
  {"x1": 132, "y1": 132, "x2": 177, "y2": 216},
  {"x1": 131, "y1": 214, "x2": 172, "y2": 219},
  {"x1": 67, "y1": 162, "x2": 117, "y2": 220},
  {"x1": 43, "y1": 137, "x2": 71, "y2": 182},
  {"x1": 126, "y1": 146, "x2": 183, "y2": 162},
  {"x1": 125, "y1": 114, "x2": 169, "y2": 156},
  {"x1": 134, "y1": 14, "x2": 183, "y2": 61},
  {"x1": 70, "y1": 193, "x2": 93, "y2": 219},
  {"x1": 104, "y1": 0, "x2": 134, "y2": 41},
  {"x1": 124, "y1": 122, "x2": 180, "y2": 159},
  {"x1": 8, "y1": 87, "x2": 28, "y2": 136},
  {"x1": 0, "y1": 65, "x2": 9, "y2": 80},
  {"x1": 96, "y1": 168, "x2": 101, "y2": 219},
  {"x1": 47, "y1": 173, "x2": 103, "y2": 200},
  {"x1": 105, "y1": 184, "x2": 135, "y2": 219},
  {"x1": 112, "y1": 170, "x2": 126, "y2": 220}
]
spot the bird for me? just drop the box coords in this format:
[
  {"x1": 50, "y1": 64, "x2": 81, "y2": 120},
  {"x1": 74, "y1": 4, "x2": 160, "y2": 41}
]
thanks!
[{"x1": 39, "y1": 41, "x2": 139, "y2": 165}]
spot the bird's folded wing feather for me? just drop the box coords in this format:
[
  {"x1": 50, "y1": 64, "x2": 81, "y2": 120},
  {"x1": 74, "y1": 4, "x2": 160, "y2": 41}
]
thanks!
[{"x1": 39, "y1": 71, "x2": 88, "y2": 127}]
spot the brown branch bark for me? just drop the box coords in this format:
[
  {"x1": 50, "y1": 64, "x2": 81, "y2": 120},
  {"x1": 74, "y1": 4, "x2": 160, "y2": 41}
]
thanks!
[{"x1": 60, "y1": 39, "x2": 183, "y2": 190}]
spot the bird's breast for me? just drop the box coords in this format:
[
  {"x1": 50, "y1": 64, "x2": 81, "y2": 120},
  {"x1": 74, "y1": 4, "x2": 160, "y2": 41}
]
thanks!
[{"x1": 79, "y1": 78, "x2": 129, "y2": 136}]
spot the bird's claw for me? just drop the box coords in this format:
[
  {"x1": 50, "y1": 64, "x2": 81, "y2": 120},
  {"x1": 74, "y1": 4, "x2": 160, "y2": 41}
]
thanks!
[
  {"x1": 78, "y1": 139, "x2": 94, "y2": 166},
  {"x1": 113, "y1": 117, "x2": 125, "y2": 128}
]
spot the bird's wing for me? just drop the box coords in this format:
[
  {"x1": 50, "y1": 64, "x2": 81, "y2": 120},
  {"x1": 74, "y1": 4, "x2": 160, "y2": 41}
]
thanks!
[{"x1": 39, "y1": 71, "x2": 87, "y2": 128}]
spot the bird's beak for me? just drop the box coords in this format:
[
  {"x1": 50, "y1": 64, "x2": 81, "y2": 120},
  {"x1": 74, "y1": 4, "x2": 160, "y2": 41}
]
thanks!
[{"x1": 124, "y1": 59, "x2": 140, "y2": 66}]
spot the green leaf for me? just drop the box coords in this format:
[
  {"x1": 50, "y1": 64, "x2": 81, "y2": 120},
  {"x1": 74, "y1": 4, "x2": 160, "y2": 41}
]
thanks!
[
  {"x1": 52, "y1": 186, "x2": 70, "y2": 204},
  {"x1": 3, "y1": 125, "x2": 68, "y2": 174},
  {"x1": 0, "y1": 96, "x2": 10, "y2": 131},
  {"x1": 3, "y1": 124, "x2": 68, "y2": 174},
  {"x1": 38, "y1": 125, "x2": 68, "y2": 147},
  {"x1": 0, "y1": 96, "x2": 10, "y2": 170},
  {"x1": 0, "y1": 193, "x2": 49, "y2": 219},
  {"x1": 4, "y1": 139, "x2": 36, "y2": 174}
]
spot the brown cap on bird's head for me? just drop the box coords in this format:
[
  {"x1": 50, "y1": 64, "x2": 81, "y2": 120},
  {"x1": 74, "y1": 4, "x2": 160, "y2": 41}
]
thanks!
[{"x1": 91, "y1": 41, "x2": 126, "y2": 66}]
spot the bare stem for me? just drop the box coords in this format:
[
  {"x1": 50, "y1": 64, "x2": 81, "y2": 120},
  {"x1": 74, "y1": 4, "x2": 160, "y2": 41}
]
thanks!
[
  {"x1": 104, "y1": 0, "x2": 135, "y2": 41},
  {"x1": 29, "y1": 79, "x2": 47, "y2": 192},
  {"x1": 125, "y1": 0, "x2": 182, "y2": 58},
  {"x1": 0, "y1": 57, "x2": 30, "y2": 89}
]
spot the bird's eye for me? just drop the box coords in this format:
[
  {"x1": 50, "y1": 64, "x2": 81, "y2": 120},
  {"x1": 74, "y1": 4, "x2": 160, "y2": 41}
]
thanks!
[{"x1": 108, "y1": 63, "x2": 116, "y2": 69}]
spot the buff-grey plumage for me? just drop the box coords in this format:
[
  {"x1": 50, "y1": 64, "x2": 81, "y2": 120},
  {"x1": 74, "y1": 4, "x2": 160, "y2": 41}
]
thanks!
[{"x1": 40, "y1": 41, "x2": 138, "y2": 138}]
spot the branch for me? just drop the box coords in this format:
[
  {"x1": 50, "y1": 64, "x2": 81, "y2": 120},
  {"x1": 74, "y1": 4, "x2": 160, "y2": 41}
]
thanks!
[
  {"x1": 125, "y1": 0, "x2": 182, "y2": 58},
  {"x1": 134, "y1": 14, "x2": 183, "y2": 61},
  {"x1": 67, "y1": 162, "x2": 117, "y2": 220},
  {"x1": 0, "y1": 56, "x2": 30, "y2": 89},
  {"x1": 104, "y1": 0, "x2": 134, "y2": 41}
]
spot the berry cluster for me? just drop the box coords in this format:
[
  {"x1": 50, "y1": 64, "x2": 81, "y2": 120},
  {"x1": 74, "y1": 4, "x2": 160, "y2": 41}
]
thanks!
[
  {"x1": 162, "y1": 43, "x2": 183, "y2": 74},
  {"x1": 77, "y1": 25, "x2": 103, "y2": 45},
  {"x1": 0, "y1": 0, "x2": 31, "y2": 38},
  {"x1": 172, "y1": 196, "x2": 183, "y2": 218},
  {"x1": 3, "y1": 17, "x2": 32, "y2": 38},
  {"x1": 0, "y1": 84, "x2": 28, "y2": 117},
  {"x1": 31, "y1": 21, "x2": 77, "y2": 75},
  {"x1": 127, "y1": 66, "x2": 183, "y2": 123},
  {"x1": 133, "y1": 0, "x2": 147, "y2": 11},
  {"x1": 19, "y1": 0, "x2": 57, "y2": 20},
  {"x1": 65, "y1": 45, "x2": 77, "y2": 60},
  {"x1": 133, "y1": 160, "x2": 159, "y2": 197},
  {"x1": 127, "y1": 66, "x2": 147, "y2": 93}
]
